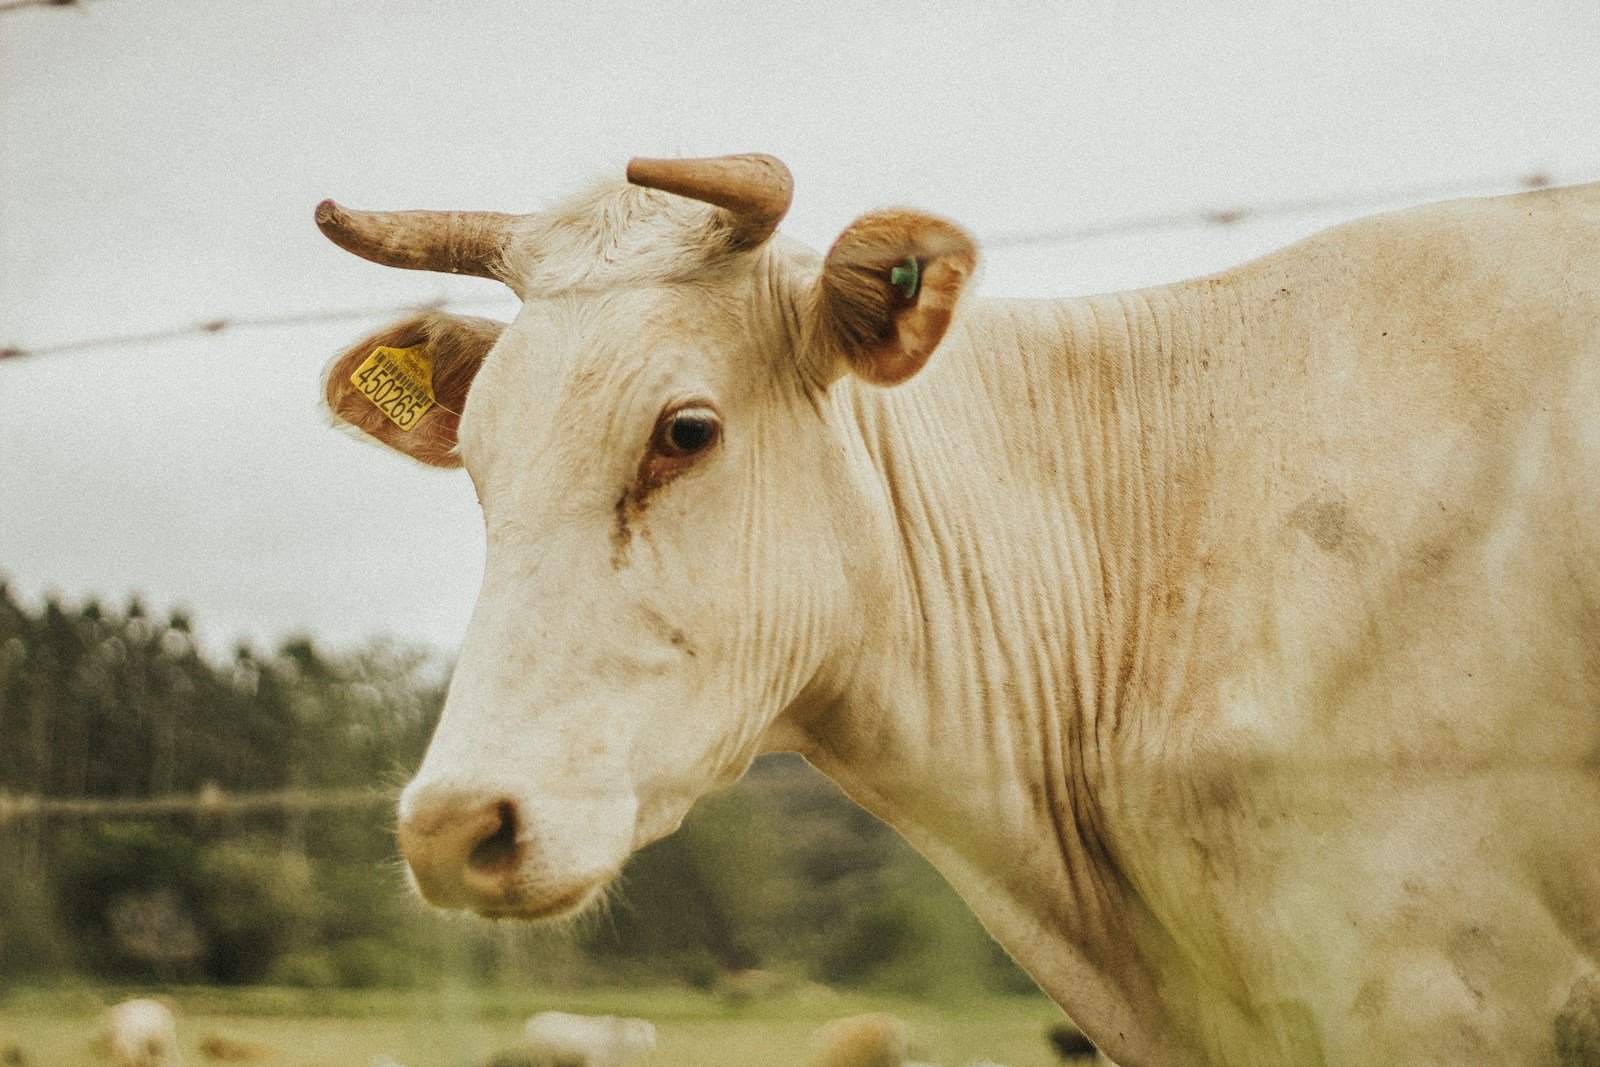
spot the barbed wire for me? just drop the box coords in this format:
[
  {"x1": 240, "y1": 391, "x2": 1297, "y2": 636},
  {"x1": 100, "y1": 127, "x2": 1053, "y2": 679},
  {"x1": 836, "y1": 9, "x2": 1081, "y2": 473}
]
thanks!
[
  {"x1": 0, "y1": 784, "x2": 393, "y2": 823},
  {"x1": 0, "y1": 0, "x2": 92, "y2": 13},
  {"x1": 980, "y1": 169, "x2": 1557, "y2": 249},
  {"x1": 0, "y1": 168, "x2": 1573, "y2": 363},
  {"x1": 0, "y1": 296, "x2": 510, "y2": 362}
]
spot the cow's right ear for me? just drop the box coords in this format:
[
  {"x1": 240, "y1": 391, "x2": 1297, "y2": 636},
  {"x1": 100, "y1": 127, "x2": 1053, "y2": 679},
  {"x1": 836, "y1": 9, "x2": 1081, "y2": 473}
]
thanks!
[{"x1": 325, "y1": 310, "x2": 504, "y2": 468}]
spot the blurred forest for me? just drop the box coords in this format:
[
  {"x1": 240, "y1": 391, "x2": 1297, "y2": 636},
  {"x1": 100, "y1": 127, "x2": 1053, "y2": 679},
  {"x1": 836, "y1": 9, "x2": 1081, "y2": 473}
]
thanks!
[{"x1": 0, "y1": 582, "x2": 1033, "y2": 998}]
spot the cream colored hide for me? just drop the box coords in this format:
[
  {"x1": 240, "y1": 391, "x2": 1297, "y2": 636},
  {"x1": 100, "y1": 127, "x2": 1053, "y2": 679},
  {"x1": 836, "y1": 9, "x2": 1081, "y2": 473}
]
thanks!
[
  {"x1": 316, "y1": 159, "x2": 1600, "y2": 1067},
  {"x1": 102, "y1": 999, "x2": 182, "y2": 1067},
  {"x1": 522, "y1": 1011, "x2": 656, "y2": 1067}
]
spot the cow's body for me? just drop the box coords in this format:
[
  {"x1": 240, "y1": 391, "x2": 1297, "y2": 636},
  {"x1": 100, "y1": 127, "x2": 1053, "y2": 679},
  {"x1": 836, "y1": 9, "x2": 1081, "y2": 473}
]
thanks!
[
  {"x1": 791, "y1": 184, "x2": 1600, "y2": 1064},
  {"x1": 316, "y1": 164, "x2": 1600, "y2": 1066},
  {"x1": 102, "y1": 999, "x2": 182, "y2": 1067},
  {"x1": 522, "y1": 1011, "x2": 655, "y2": 1067}
]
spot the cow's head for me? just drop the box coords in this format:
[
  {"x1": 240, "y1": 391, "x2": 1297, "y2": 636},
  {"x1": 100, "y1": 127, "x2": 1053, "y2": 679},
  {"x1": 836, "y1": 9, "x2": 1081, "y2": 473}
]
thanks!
[{"x1": 317, "y1": 155, "x2": 976, "y2": 919}]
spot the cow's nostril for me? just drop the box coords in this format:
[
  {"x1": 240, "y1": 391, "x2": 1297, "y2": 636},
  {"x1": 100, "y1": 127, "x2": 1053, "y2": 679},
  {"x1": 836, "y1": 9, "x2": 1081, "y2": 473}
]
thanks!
[{"x1": 467, "y1": 799, "x2": 520, "y2": 876}]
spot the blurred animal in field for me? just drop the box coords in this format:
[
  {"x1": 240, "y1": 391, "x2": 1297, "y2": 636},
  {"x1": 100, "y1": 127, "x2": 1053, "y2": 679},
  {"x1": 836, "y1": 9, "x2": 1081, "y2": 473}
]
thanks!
[
  {"x1": 717, "y1": 966, "x2": 791, "y2": 1004},
  {"x1": 521, "y1": 1011, "x2": 656, "y2": 1067},
  {"x1": 812, "y1": 1013, "x2": 910, "y2": 1067},
  {"x1": 197, "y1": 1032, "x2": 279, "y2": 1063},
  {"x1": 102, "y1": 998, "x2": 182, "y2": 1067},
  {"x1": 2, "y1": 1045, "x2": 26, "y2": 1066},
  {"x1": 482, "y1": 1049, "x2": 539, "y2": 1067},
  {"x1": 1046, "y1": 1024, "x2": 1096, "y2": 1061}
]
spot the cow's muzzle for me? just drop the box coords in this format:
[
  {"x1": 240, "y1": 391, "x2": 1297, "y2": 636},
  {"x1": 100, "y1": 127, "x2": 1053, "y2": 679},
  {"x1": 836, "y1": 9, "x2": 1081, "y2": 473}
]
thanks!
[{"x1": 396, "y1": 786, "x2": 616, "y2": 919}]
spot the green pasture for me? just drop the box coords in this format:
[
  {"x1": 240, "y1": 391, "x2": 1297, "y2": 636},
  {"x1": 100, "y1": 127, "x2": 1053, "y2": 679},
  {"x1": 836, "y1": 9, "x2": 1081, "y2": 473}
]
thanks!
[{"x1": 0, "y1": 985, "x2": 1073, "y2": 1067}]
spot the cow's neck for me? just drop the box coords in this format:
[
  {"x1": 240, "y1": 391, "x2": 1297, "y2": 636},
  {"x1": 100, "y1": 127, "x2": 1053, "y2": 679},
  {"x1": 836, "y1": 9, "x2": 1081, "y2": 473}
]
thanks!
[{"x1": 798, "y1": 284, "x2": 1232, "y2": 1060}]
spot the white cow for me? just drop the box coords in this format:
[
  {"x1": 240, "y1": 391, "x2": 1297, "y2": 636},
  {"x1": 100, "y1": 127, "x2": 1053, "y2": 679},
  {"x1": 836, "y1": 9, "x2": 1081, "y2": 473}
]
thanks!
[
  {"x1": 314, "y1": 154, "x2": 1600, "y2": 1065},
  {"x1": 812, "y1": 1013, "x2": 910, "y2": 1067},
  {"x1": 522, "y1": 1011, "x2": 655, "y2": 1067},
  {"x1": 102, "y1": 999, "x2": 182, "y2": 1067}
]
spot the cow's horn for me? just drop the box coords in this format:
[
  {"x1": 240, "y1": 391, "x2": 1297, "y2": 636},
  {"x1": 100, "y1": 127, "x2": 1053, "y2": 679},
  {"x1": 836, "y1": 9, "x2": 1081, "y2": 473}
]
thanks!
[
  {"x1": 625, "y1": 153, "x2": 793, "y2": 248},
  {"x1": 314, "y1": 200, "x2": 519, "y2": 281}
]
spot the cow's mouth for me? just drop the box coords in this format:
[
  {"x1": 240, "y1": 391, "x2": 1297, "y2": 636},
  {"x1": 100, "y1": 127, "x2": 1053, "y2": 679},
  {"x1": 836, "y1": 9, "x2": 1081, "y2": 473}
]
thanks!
[{"x1": 476, "y1": 877, "x2": 607, "y2": 922}]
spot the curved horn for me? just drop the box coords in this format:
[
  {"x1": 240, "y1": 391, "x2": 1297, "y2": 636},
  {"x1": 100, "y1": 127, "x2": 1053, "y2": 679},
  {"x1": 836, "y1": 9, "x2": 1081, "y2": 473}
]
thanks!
[
  {"x1": 314, "y1": 200, "x2": 519, "y2": 281},
  {"x1": 625, "y1": 153, "x2": 793, "y2": 247}
]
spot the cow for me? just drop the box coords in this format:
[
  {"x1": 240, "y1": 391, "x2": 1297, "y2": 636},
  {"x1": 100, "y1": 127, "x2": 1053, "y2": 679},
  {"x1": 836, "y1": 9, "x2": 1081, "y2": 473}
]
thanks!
[
  {"x1": 313, "y1": 154, "x2": 1600, "y2": 1065},
  {"x1": 812, "y1": 1013, "x2": 910, "y2": 1067},
  {"x1": 102, "y1": 999, "x2": 182, "y2": 1067},
  {"x1": 520, "y1": 1011, "x2": 655, "y2": 1067}
]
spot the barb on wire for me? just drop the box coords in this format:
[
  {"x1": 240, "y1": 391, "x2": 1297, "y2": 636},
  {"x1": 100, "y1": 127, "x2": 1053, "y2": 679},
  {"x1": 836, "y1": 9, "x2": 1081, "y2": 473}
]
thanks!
[
  {"x1": 0, "y1": 169, "x2": 1573, "y2": 362},
  {"x1": 0, "y1": 0, "x2": 90, "y2": 13},
  {"x1": 0, "y1": 784, "x2": 393, "y2": 822}
]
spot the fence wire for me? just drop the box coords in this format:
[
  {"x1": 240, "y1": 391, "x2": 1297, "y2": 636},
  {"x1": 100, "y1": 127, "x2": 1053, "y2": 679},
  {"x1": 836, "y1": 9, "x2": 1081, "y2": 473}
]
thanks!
[
  {"x1": 0, "y1": 784, "x2": 393, "y2": 823},
  {"x1": 1, "y1": 169, "x2": 1573, "y2": 363},
  {"x1": 0, "y1": 0, "x2": 91, "y2": 13}
]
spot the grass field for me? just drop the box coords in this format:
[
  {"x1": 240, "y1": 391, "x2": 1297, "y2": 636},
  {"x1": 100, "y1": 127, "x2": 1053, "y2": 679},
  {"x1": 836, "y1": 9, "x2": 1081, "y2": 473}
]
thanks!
[{"x1": 0, "y1": 985, "x2": 1075, "y2": 1067}]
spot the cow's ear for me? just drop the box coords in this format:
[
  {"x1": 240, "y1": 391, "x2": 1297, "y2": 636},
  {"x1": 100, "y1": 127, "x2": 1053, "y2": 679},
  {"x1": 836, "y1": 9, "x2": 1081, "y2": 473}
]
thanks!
[
  {"x1": 325, "y1": 310, "x2": 504, "y2": 468},
  {"x1": 812, "y1": 209, "x2": 978, "y2": 386}
]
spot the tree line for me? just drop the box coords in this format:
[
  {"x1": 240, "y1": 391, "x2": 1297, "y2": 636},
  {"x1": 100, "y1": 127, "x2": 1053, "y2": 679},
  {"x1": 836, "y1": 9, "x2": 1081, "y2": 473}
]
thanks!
[{"x1": 0, "y1": 582, "x2": 1032, "y2": 998}]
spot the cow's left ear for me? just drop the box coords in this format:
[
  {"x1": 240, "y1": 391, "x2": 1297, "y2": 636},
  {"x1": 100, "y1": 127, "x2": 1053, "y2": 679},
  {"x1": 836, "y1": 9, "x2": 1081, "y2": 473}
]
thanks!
[
  {"x1": 812, "y1": 209, "x2": 978, "y2": 386},
  {"x1": 325, "y1": 310, "x2": 505, "y2": 468}
]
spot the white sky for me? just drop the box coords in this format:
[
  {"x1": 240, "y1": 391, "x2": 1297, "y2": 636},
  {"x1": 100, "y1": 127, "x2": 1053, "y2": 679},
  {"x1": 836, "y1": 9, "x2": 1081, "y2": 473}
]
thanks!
[{"x1": 2, "y1": 0, "x2": 1597, "y2": 656}]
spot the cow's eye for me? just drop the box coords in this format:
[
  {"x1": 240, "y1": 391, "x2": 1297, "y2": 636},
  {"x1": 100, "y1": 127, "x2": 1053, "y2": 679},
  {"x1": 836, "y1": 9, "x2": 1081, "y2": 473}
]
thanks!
[{"x1": 656, "y1": 406, "x2": 721, "y2": 458}]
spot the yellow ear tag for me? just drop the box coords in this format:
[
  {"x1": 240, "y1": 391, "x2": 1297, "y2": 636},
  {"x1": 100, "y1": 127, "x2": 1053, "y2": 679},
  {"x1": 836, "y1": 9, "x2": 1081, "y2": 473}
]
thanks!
[{"x1": 350, "y1": 345, "x2": 436, "y2": 431}]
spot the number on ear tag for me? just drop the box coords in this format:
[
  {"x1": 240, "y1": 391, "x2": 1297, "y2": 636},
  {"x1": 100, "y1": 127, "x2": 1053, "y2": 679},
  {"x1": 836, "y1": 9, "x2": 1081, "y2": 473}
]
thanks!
[{"x1": 350, "y1": 345, "x2": 437, "y2": 431}]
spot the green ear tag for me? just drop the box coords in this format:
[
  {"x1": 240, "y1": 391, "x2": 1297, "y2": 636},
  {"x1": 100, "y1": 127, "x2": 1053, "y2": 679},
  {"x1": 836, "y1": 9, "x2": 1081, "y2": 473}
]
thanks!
[{"x1": 889, "y1": 256, "x2": 921, "y2": 300}]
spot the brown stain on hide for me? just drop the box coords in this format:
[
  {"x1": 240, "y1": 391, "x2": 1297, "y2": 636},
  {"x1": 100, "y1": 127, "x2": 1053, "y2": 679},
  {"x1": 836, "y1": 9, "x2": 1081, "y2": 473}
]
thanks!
[
  {"x1": 1556, "y1": 972, "x2": 1600, "y2": 1067},
  {"x1": 1351, "y1": 977, "x2": 1387, "y2": 1019},
  {"x1": 611, "y1": 438, "x2": 698, "y2": 569},
  {"x1": 640, "y1": 604, "x2": 696, "y2": 658},
  {"x1": 1446, "y1": 925, "x2": 1498, "y2": 1007},
  {"x1": 1287, "y1": 494, "x2": 1366, "y2": 560}
]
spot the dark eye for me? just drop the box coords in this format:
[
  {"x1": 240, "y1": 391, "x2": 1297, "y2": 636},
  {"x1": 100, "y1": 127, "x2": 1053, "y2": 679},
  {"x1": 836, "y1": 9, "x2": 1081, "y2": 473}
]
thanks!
[{"x1": 656, "y1": 406, "x2": 721, "y2": 458}]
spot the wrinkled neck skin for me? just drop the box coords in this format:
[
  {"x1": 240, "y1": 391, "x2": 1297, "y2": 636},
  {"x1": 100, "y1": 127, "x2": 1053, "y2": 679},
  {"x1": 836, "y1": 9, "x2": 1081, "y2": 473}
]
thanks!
[{"x1": 777, "y1": 283, "x2": 1236, "y2": 1065}]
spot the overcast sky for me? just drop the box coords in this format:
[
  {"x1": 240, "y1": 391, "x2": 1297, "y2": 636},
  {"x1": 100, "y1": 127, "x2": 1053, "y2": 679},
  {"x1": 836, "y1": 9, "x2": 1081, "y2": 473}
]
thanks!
[{"x1": 3, "y1": 0, "x2": 1597, "y2": 656}]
